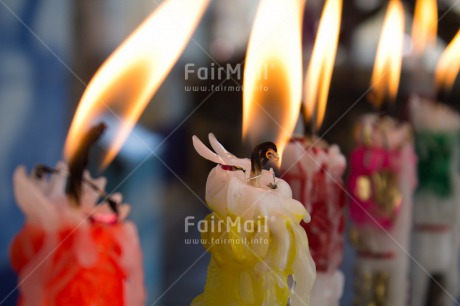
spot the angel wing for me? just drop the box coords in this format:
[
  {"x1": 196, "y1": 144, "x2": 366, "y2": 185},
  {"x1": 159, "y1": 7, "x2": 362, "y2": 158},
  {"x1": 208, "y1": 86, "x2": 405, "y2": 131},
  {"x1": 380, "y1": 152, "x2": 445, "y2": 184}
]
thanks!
[{"x1": 192, "y1": 134, "x2": 251, "y2": 172}]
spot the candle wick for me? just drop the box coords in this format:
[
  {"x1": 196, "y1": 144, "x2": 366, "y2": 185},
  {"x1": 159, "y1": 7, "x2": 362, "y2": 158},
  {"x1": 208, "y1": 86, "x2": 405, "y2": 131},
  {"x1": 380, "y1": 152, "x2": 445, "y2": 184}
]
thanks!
[
  {"x1": 66, "y1": 122, "x2": 107, "y2": 207},
  {"x1": 35, "y1": 163, "x2": 119, "y2": 214},
  {"x1": 250, "y1": 142, "x2": 279, "y2": 188}
]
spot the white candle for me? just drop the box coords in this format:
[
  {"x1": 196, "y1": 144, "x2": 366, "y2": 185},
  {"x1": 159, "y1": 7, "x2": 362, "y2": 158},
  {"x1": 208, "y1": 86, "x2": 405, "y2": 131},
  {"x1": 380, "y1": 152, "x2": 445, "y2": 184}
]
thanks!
[
  {"x1": 9, "y1": 162, "x2": 145, "y2": 306},
  {"x1": 348, "y1": 114, "x2": 416, "y2": 306},
  {"x1": 409, "y1": 96, "x2": 460, "y2": 306},
  {"x1": 281, "y1": 136, "x2": 346, "y2": 306},
  {"x1": 191, "y1": 134, "x2": 315, "y2": 306}
]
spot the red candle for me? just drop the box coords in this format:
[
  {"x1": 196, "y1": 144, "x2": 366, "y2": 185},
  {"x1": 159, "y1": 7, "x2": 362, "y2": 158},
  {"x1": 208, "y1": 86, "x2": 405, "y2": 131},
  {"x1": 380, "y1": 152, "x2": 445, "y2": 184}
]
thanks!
[{"x1": 10, "y1": 164, "x2": 145, "y2": 306}]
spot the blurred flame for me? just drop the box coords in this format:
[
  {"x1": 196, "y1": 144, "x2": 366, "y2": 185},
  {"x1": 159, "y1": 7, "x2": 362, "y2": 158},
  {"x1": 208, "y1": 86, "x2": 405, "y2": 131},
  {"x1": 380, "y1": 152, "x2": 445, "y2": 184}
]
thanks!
[
  {"x1": 242, "y1": 0, "x2": 305, "y2": 156},
  {"x1": 412, "y1": 0, "x2": 437, "y2": 55},
  {"x1": 304, "y1": 0, "x2": 342, "y2": 130},
  {"x1": 64, "y1": 0, "x2": 210, "y2": 169},
  {"x1": 370, "y1": 0, "x2": 404, "y2": 108},
  {"x1": 435, "y1": 30, "x2": 460, "y2": 93}
]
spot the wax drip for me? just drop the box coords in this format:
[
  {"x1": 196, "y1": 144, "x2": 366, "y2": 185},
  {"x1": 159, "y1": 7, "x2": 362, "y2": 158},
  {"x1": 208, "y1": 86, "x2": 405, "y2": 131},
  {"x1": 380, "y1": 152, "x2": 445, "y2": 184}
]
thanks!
[
  {"x1": 66, "y1": 123, "x2": 107, "y2": 206},
  {"x1": 250, "y1": 142, "x2": 279, "y2": 188}
]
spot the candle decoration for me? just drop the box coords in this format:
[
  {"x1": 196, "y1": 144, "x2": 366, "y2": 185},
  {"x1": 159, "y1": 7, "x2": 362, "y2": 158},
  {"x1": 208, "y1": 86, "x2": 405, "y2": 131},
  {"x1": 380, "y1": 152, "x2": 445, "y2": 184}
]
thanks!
[{"x1": 192, "y1": 134, "x2": 315, "y2": 306}]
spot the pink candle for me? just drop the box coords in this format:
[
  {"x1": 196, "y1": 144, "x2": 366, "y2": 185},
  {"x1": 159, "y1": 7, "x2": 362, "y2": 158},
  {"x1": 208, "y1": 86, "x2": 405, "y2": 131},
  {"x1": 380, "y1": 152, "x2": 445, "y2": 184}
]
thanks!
[{"x1": 348, "y1": 115, "x2": 417, "y2": 306}]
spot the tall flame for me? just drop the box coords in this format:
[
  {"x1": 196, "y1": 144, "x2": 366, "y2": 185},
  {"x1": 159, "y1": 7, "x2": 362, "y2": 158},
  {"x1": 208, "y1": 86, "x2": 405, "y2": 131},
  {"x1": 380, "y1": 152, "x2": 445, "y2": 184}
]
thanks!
[
  {"x1": 304, "y1": 0, "x2": 342, "y2": 131},
  {"x1": 435, "y1": 30, "x2": 460, "y2": 93},
  {"x1": 242, "y1": 0, "x2": 305, "y2": 156},
  {"x1": 412, "y1": 0, "x2": 437, "y2": 55},
  {"x1": 64, "y1": 0, "x2": 210, "y2": 168},
  {"x1": 370, "y1": 0, "x2": 404, "y2": 108}
]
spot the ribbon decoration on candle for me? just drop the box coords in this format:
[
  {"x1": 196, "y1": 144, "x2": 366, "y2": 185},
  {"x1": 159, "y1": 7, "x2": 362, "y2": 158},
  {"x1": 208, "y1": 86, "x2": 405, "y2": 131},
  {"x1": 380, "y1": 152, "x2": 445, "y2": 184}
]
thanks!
[
  {"x1": 347, "y1": 2, "x2": 418, "y2": 306},
  {"x1": 281, "y1": 0, "x2": 346, "y2": 305},
  {"x1": 9, "y1": 0, "x2": 211, "y2": 305},
  {"x1": 192, "y1": 0, "x2": 316, "y2": 305},
  {"x1": 409, "y1": 33, "x2": 460, "y2": 306}
]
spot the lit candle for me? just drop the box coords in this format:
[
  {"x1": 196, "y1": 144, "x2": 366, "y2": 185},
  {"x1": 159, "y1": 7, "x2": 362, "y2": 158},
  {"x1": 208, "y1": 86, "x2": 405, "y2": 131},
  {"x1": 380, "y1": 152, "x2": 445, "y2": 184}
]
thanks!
[
  {"x1": 281, "y1": 0, "x2": 346, "y2": 304},
  {"x1": 8, "y1": 0, "x2": 210, "y2": 304},
  {"x1": 409, "y1": 31, "x2": 460, "y2": 306},
  {"x1": 347, "y1": 2, "x2": 417, "y2": 306},
  {"x1": 192, "y1": 0, "x2": 315, "y2": 304},
  {"x1": 192, "y1": 134, "x2": 315, "y2": 306}
]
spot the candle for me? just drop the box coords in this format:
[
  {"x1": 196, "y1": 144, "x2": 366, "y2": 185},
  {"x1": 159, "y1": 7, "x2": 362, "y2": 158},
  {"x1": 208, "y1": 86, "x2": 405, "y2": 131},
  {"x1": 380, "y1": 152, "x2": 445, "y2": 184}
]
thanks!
[
  {"x1": 10, "y1": 124, "x2": 145, "y2": 305},
  {"x1": 282, "y1": 138, "x2": 346, "y2": 306},
  {"x1": 348, "y1": 115, "x2": 416, "y2": 306},
  {"x1": 409, "y1": 32, "x2": 460, "y2": 306},
  {"x1": 10, "y1": 162, "x2": 145, "y2": 306},
  {"x1": 348, "y1": 2, "x2": 417, "y2": 306},
  {"x1": 409, "y1": 97, "x2": 460, "y2": 306},
  {"x1": 192, "y1": 134, "x2": 315, "y2": 306},
  {"x1": 281, "y1": 0, "x2": 345, "y2": 304},
  {"x1": 8, "y1": 0, "x2": 211, "y2": 304}
]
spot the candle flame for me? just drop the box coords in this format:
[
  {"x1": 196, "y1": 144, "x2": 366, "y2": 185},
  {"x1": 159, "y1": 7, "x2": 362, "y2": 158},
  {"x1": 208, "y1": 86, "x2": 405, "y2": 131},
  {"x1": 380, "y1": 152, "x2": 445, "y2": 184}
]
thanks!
[
  {"x1": 242, "y1": 0, "x2": 305, "y2": 157},
  {"x1": 370, "y1": 0, "x2": 404, "y2": 108},
  {"x1": 435, "y1": 30, "x2": 460, "y2": 93},
  {"x1": 304, "y1": 0, "x2": 342, "y2": 131},
  {"x1": 64, "y1": 0, "x2": 210, "y2": 169},
  {"x1": 412, "y1": 0, "x2": 437, "y2": 55}
]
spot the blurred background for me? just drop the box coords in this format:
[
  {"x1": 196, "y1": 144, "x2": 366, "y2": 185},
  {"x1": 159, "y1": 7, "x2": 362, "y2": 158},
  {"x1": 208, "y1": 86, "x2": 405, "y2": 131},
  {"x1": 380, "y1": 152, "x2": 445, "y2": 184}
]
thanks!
[{"x1": 0, "y1": 0, "x2": 459, "y2": 305}]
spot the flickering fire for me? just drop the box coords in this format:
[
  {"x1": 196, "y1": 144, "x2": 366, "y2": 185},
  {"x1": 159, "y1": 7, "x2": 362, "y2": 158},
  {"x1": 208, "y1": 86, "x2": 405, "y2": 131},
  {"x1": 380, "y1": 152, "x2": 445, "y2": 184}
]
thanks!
[
  {"x1": 242, "y1": 0, "x2": 305, "y2": 156},
  {"x1": 412, "y1": 0, "x2": 437, "y2": 55},
  {"x1": 304, "y1": 0, "x2": 342, "y2": 131},
  {"x1": 65, "y1": 0, "x2": 210, "y2": 168},
  {"x1": 370, "y1": 0, "x2": 404, "y2": 108},
  {"x1": 435, "y1": 30, "x2": 460, "y2": 93}
]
